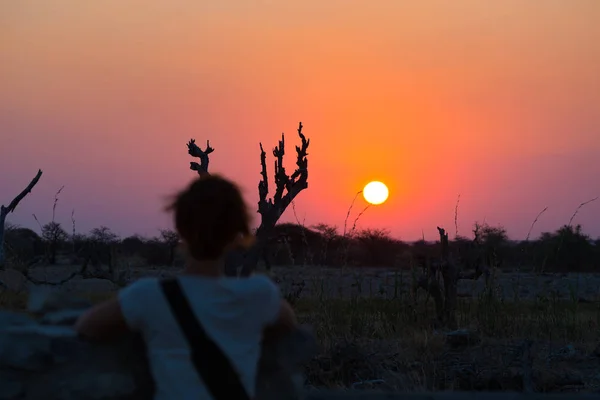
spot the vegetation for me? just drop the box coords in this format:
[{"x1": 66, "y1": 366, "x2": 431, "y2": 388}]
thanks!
[{"x1": 4, "y1": 220, "x2": 597, "y2": 273}]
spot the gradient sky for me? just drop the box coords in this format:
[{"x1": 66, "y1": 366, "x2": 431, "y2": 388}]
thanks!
[{"x1": 1, "y1": 1, "x2": 599, "y2": 241}]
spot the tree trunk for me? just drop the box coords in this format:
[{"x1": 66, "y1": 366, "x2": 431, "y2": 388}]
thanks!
[{"x1": 0, "y1": 211, "x2": 7, "y2": 268}]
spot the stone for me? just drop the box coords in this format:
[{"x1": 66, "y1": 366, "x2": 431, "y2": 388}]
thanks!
[
  {"x1": 0, "y1": 311, "x2": 37, "y2": 327},
  {"x1": 0, "y1": 269, "x2": 28, "y2": 293},
  {"x1": 40, "y1": 309, "x2": 86, "y2": 325},
  {"x1": 445, "y1": 329, "x2": 481, "y2": 348},
  {"x1": 0, "y1": 372, "x2": 24, "y2": 399},
  {"x1": 27, "y1": 287, "x2": 92, "y2": 314}
]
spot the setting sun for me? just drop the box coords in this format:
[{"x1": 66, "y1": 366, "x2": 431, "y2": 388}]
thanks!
[{"x1": 363, "y1": 181, "x2": 389, "y2": 205}]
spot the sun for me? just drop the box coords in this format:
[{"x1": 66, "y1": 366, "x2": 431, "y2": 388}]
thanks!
[{"x1": 363, "y1": 181, "x2": 389, "y2": 205}]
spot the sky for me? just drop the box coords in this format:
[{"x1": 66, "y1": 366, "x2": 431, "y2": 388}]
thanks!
[{"x1": 1, "y1": 0, "x2": 599, "y2": 241}]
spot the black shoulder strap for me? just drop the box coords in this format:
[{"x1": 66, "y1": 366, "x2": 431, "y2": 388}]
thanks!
[{"x1": 160, "y1": 278, "x2": 250, "y2": 400}]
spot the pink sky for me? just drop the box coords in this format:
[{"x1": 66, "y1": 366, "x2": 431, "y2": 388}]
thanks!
[{"x1": 1, "y1": 1, "x2": 599, "y2": 241}]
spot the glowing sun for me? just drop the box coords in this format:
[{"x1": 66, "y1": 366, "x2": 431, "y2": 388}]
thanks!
[{"x1": 363, "y1": 181, "x2": 389, "y2": 205}]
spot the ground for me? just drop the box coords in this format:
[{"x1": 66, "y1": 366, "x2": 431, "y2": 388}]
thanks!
[{"x1": 2, "y1": 263, "x2": 600, "y2": 393}]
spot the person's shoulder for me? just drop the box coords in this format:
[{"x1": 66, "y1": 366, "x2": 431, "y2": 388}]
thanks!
[
  {"x1": 119, "y1": 277, "x2": 160, "y2": 297},
  {"x1": 127, "y1": 276, "x2": 160, "y2": 288},
  {"x1": 244, "y1": 274, "x2": 281, "y2": 299},
  {"x1": 246, "y1": 273, "x2": 279, "y2": 289}
]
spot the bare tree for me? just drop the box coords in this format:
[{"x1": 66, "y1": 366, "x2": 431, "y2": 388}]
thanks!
[
  {"x1": 312, "y1": 223, "x2": 338, "y2": 266},
  {"x1": 0, "y1": 169, "x2": 43, "y2": 268},
  {"x1": 185, "y1": 122, "x2": 310, "y2": 276},
  {"x1": 41, "y1": 222, "x2": 68, "y2": 264},
  {"x1": 239, "y1": 122, "x2": 309, "y2": 276},
  {"x1": 90, "y1": 226, "x2": 119, "y2": 243},
  {"x1": 88, "y1": 226, "x2": 120, "y2": 272}
]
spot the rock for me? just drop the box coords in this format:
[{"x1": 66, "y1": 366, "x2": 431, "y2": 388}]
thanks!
[
  {"x1": 445, "y1": 329, "x2": 481, "y2": 348},
  {"x1": 0, "y1": 269, "x2": 28, "y2": 293},
  {"x1": 0, "y1": 372, "x2": 24, "y2": 399},
  {"x1": 0, "y1": 311, "x2": 37, "y2": 327},
  {"x1": 40, "y1": 309, "x2": 86, "y2": 325},
  {"x1": 27, "y1": 287, "x2": 92, "y2": 314},
  {"x1": 548, "y1": 344, "x2": 577, "y2": 361}
]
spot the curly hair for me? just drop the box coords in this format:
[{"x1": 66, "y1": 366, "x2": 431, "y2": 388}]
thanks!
[{"x1": 165, "y1": 174, "x2": 254, "y2": 261}]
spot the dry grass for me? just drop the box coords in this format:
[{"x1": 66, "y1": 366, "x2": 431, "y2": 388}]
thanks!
[
  {"x1": 2, "y1": 280, "x2": 600, "y2": 392},
  {"x1": 295, "y1": 295, "x2": 600, "y2": 391}
]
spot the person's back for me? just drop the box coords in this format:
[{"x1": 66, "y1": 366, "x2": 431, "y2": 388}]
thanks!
[
  {"x1": 75, "y1": 174, "x2": 298, "y2": 399},
  {"x1": 119, "y1": 274, "x2": 282, "y2": 399}
]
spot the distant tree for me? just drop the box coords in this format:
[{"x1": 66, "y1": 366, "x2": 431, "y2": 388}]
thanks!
[
  {"x1": 158, "y1": 229, "x2": 180, "y2": 265},
  {"x1": 121, "y1": 235, "x2": 146, "y2": 255},
  {"x1": 88, "y1": 226, "x2": 120, "y2": 270},
  {"x1": 355, "y1": 228, "x2": 399, "y2": 266},
  {"x1": 41, "y1": 222, "x2": 68, "y2": 264},
  {"x1": 473, "y1": 222, "x2": 509, "y2": 268},
  {"x1": 4, "y1": 226, "x2": 43, "y2": 264},
  {"x1": 90, "y1": 226, "x2": 119, "y2": 244},
  {"x1": 538, "y1": 224, "x2": 594, "y2": 271},
  {"x1": 312, "y1": 223, "x2": 339, "y2": 265}
]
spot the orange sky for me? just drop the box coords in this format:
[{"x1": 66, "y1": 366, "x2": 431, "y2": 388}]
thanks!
[{"x1": 1, "y1": 0, "x2": 599, "y2": 241}]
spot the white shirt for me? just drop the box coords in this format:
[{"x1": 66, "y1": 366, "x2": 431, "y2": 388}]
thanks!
[{"x1": 118, "y1": 274, "x2": 282, "y2": 400}]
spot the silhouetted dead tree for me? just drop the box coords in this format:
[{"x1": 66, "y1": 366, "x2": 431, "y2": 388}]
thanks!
[
  {"x1": 184, "y1": 122, "x2": 310, "y2": 276},
  {"x1": 187, "y1": 139, "x2": 214, "y2": 175},
  {"x1": 239, "y1": 122, "x2": 309, "y2": 276},
  {"x1": 0, "y1": 169, "x2": 43, "y2": 267},
  {"x1": 414, "y1": 227, "x2": 490, "y2": 328}
]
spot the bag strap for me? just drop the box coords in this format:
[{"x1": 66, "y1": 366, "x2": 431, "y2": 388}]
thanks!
[{"x1": 160, "y1": 278, "x2": 251, "y2": 400}]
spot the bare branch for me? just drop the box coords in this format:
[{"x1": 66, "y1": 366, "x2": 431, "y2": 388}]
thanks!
[
  {"x1": 258, "y1": 143, "x2": 270, "y2": 216},
  {"x1": 22, "y1": 261, "x2": 88, "y2": 286},
  {"x1": 0, "y1": 169, "x2": 43, "y2": 267},
  {"x1": 187, "y1": 139, "x2": 214, "y2": 175},
  {"x1": 1, "y1": 169, "x2": 43, "y2": 217}
]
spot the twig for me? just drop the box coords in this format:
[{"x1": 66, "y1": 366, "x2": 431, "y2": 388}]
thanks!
[
  {"x1": 454, "y1": 194, "x2": 460, "y2": 239},
  {"x1": 291, "y1": 200, "x2": 311, "y2": 266},
  {"x1": 32, "y1": 214, "x2": 43, "y2": 232},
  {"x1": 341, "y1": 204, "x2": 371, "y2": 268},
  {"x1": 348, "y1": 205, "x2": 371, "y2": 237},
  {"x1": 568, "y1": 196, "x2": 598, "y2": 227},
  {"x1": 71, "y1": 209, "x2": 76, "y2": 253},
  {"x1": 22, "y1": 261, "x2": 88, "y2": 286},
  {"x1": 343, "y1": 190, "x2": 362, "y2": 237},
  {"x1": 525, "y1": 206, "x2": 548, "y2": 241},
  {"x1": 554, "y1": 197, "x2": 598, "y2": 265},
  {"x1": 51, "y1": 186, "x2": 64, "y2": 223}
]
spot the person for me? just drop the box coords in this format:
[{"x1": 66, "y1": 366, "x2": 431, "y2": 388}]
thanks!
[{"x1": 75, "y1": 174, "x2": 298, "y2": 400}]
